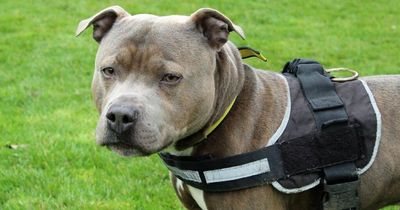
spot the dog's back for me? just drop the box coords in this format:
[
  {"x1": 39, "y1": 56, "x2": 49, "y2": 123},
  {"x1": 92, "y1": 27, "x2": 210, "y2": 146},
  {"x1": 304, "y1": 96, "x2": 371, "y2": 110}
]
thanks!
[{"x1": 356, "y1": 75, "x2": 400, "y2": 208}]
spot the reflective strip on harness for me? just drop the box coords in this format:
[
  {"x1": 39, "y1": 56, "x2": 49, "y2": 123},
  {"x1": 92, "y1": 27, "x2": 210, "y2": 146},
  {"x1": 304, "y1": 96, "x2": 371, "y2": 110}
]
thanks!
[
  {"x1": 165, "y1": 158, "x2": 271, "y2": 184},
  {"x1": 204, "y1": 158, "x2": 270, "y2": 183},
  {"x1": 165, "y1": 165, "x2": 202, "y2": 183}
]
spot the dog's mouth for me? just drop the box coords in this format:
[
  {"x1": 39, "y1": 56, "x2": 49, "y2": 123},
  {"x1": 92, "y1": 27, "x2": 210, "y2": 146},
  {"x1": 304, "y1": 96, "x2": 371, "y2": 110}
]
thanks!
[{"x1": 102, "y1": 142, "x2": 148, "y2": 157}]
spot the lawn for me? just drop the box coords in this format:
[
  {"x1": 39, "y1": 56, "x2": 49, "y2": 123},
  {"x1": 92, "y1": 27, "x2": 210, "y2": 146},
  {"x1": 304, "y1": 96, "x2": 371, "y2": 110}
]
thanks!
[{"x1": 0, "y1": 0, "x2": 399, "y2": 209}]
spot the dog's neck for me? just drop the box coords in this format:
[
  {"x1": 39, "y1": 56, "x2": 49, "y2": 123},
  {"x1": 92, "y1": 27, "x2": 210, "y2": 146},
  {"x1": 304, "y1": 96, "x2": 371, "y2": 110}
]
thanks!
[
  {"x1": 170, "y1": 42, "x2": 245, "y2": 154},
  {"x1": 168, "y1": 41, "x2": 289, "y2": 158},
  {"x1": 191, "y1": 66, "x2": 288, "y2": 158}
]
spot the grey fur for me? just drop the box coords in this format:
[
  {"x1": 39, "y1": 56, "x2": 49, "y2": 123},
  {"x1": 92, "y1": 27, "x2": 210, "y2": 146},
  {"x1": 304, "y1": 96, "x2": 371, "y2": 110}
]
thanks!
[{"x1": 77, "y1": 6, "x2": 400, "y2": 210}]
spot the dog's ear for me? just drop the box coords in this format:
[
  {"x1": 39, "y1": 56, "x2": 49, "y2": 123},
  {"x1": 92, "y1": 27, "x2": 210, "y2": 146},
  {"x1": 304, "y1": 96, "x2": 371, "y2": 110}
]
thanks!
[
  {"x1": 75, "y1": 5, "x2": 130, "y2": 43},
  {"x1": 191, "y1": 8, "x2": 245, "y2": 50}
]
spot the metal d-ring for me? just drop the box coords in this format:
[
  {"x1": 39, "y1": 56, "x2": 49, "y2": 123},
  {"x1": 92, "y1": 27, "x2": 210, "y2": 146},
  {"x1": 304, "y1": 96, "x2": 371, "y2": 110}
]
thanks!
[{"x1": 326, "y1": 68, "x2": 359, "y2": 82}]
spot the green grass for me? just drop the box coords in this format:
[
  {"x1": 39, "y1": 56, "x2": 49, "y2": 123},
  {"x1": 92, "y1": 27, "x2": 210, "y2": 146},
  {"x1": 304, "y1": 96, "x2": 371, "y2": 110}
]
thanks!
[{"x1": 0, "y1": 0, "x2": 399, "y2": 209}]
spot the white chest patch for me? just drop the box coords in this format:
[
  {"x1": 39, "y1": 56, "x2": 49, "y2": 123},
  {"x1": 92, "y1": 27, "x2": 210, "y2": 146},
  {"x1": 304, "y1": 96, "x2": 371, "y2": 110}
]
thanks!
[
  {"x1": 187, "y1": 185, "x2": 208, "y2": 210},
  {"x1": 167, "y1": 148, "x2": 207, "y2": 209},
  {"x1": 175, "y1": 177, "x2": 184, "y2": 197}
]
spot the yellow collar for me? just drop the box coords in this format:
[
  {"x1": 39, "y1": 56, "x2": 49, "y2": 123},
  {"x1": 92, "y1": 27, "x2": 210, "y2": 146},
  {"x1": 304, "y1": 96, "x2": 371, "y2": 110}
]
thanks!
[
  {"x1": 204, "y1": 96, "x2": 237, "y2": 138},
  {"x1": 238, "y1": 47, "x2": 267, "y2": 62}
]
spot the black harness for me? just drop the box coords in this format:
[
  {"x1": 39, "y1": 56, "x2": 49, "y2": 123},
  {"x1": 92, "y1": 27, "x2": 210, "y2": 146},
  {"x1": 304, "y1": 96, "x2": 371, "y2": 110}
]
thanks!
[{"x1": 160, "y1": 59, "x2": 380, "y2": 210}]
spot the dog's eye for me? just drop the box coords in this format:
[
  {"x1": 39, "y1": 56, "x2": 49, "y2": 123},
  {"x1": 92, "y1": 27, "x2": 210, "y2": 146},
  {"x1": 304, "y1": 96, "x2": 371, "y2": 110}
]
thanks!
[
  {"x1": 161, "y1": 73, "x2": 183, "y2": 85},
  {"x1": 101, "y1": 67, "x2": 115, "y2": 78}
]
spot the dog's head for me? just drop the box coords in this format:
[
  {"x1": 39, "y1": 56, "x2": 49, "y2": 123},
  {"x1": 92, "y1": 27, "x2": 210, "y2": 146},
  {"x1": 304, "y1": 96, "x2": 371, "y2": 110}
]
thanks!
[{"x1": 76, "y1": 6, "x2": 244, "y2": 156}]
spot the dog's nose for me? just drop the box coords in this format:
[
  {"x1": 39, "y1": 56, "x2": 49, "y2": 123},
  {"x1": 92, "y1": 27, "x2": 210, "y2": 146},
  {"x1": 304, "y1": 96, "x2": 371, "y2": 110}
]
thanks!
[{"x1": 106, "y1": 105, "x2": 139, "y2": 135}]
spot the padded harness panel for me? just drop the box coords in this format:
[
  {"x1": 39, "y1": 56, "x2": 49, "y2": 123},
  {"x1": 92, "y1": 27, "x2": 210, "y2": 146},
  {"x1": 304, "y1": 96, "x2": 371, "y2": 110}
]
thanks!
[{"x1": 273, "y1": 73, "x2": 379, "y2": 192}]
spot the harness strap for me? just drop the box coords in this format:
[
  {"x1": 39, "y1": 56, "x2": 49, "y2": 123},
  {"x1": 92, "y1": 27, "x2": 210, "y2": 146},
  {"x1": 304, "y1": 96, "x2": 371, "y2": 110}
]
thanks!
[
  {"x1": 160, "y1": 122, "x2": 360, "y2": 192},
  {"x1": 160, "y1": 144, "x2": 284, "y2": 192},
  {"x1": 283, "y1": 59, "x2": 348, "y2": 128}
]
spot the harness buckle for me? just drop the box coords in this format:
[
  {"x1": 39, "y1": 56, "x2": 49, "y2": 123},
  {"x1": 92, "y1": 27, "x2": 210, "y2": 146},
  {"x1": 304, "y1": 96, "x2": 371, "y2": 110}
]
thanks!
[
  {"x1": 323, "y1": 179, "x2": 359, "y2": 210},
  {"x1": 322, "y1": 163, "x2": 360, "y2": 210}
]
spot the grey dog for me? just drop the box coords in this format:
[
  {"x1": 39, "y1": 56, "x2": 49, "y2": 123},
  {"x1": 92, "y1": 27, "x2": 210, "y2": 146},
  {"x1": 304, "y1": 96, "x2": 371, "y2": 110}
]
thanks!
[{"x1": 76, "y1": 6, "x2": 400, "y2": 210}]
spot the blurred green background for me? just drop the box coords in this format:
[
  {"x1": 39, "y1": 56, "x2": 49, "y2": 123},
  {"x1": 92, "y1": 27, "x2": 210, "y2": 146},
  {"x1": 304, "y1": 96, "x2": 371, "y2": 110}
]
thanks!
[{"x1": 0, "y1": 0, "x2": 399, "y2": 209}]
